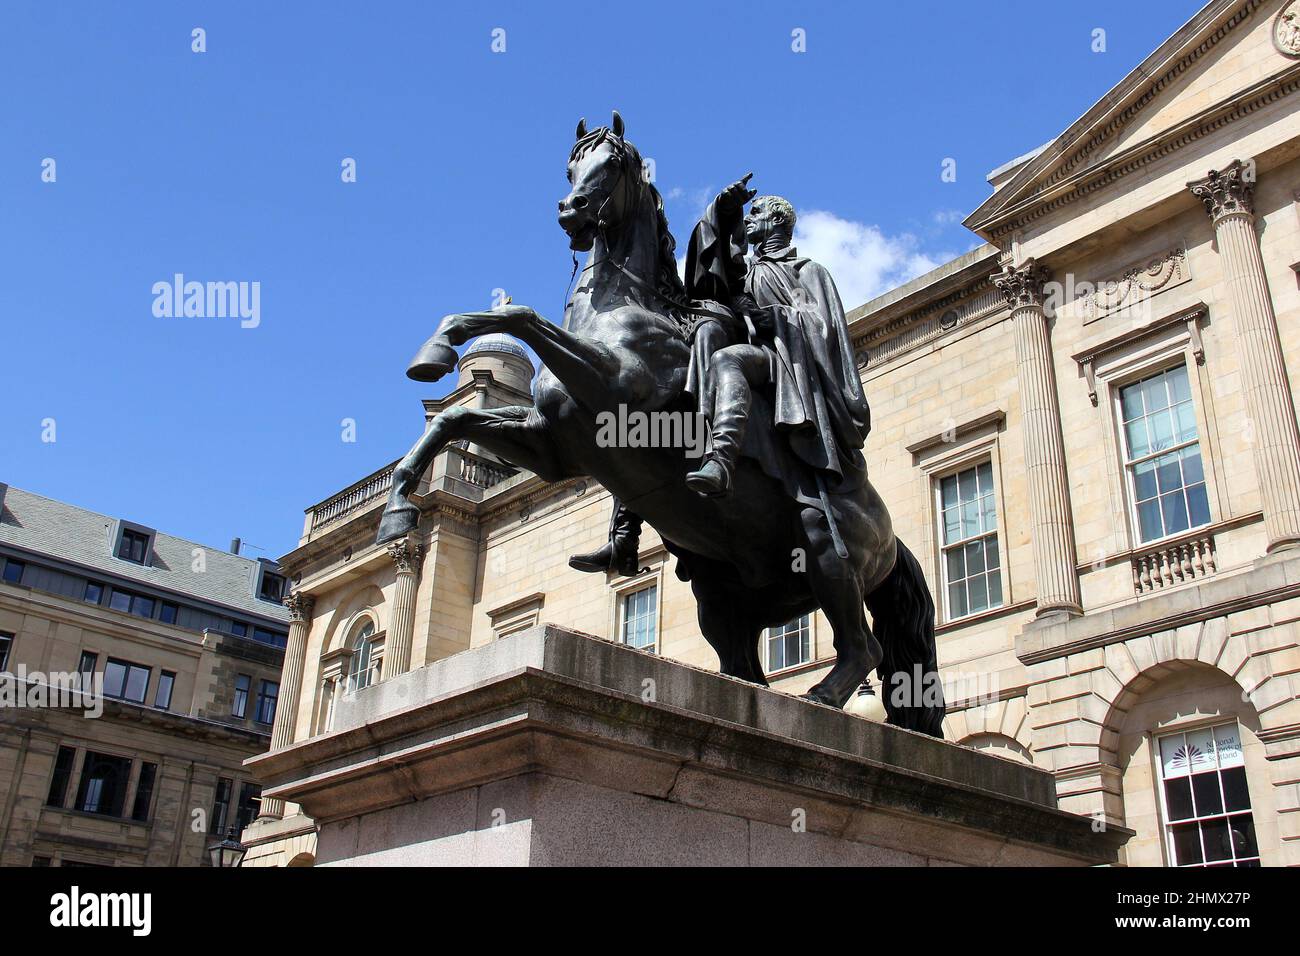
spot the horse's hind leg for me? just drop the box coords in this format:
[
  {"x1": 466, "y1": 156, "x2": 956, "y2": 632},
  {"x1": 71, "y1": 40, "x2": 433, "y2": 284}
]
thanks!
[
  {"x1": 377, "y1": 405, "x2": 567, "y2": 543},
  {"x1": 691, "y1": 572, "x2": 767, "y2": 686},
  {"x1": 800, "y1": 506, "x2": 882, "y2": 708}
]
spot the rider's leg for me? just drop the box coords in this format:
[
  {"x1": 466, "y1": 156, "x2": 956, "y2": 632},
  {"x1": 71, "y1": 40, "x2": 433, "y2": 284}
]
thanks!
[
  {"x1": 568, "y1": 498, "x2": 644, "y2": 576},
  {"x1": 685, "y1": 344, "x2": 770, "y2": 497}
]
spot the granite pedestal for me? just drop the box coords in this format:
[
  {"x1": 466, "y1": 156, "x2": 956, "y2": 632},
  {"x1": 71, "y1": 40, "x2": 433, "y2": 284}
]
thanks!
[{"x1": 248, "y1": 625, "x2": 1130, "y2": 866}]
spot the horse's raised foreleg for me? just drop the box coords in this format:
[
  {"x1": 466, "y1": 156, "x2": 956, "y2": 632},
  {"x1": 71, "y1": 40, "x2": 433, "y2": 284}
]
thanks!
[
  {"x1": 411, "y1": 305, "x2": 622, "y2": 412},
  {"x1": 376, "y1": 405, "x2": 568, "y2": 544}
]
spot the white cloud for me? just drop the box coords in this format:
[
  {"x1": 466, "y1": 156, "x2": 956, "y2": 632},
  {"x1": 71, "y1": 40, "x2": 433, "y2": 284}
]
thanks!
[{"x1": 793, "y1": 210, "x2": 952, "y2": 310}]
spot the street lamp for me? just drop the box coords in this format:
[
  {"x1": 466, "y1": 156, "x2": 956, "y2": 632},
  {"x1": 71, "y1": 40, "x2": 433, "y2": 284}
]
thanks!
[{"x1": 208, "y1": 827, "x2": 247, "y2": 868}]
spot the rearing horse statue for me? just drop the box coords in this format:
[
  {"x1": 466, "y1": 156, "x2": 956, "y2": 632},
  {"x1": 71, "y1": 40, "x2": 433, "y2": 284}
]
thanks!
[{"x1": 376, "y1": 113, "x2": 944, "y2": 736}]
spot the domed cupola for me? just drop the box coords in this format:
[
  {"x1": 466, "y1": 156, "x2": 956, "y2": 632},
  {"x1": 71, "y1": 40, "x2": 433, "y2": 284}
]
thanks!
[{"x1": 456, "y1": 334, "x2": 534, "y2": 394}]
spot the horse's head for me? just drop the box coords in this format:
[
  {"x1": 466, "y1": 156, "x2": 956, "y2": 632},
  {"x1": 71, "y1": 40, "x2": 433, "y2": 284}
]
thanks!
[{"x1": 559, "y1": 111, "x2": 644, "y2": 251}]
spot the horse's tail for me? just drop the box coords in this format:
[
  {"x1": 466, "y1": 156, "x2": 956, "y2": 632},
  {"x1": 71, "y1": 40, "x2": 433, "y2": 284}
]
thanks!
[{"x1": 864, "y1": 538, "x2": 945, "y2": 738}]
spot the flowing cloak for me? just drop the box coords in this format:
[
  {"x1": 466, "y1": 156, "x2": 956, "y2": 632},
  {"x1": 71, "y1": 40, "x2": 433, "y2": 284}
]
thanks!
[{"x1": 684, "y1": 199, "x2": 872, "y2": 510}]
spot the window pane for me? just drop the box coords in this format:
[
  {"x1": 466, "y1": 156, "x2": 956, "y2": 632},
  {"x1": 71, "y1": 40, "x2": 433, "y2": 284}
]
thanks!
[
  {"x1": 1133, "y1": 460, "x2": 1158, "y2": 501},
  {"x1": 945, "y1": 548, "x2": 964, "y2": 582},
  {"x1": 964, "y1": 540, "x2": 985, "y2": 576},
  {"x1": 940, "y1": 475, "x2": 958, "y2": 509},
  {"x1": 1150, "y1": 410, "x2": 1176, "y2": 452},
  {"x1": 1124, "y1": 417, "x2": 1151, "y2": 459},
  {"x1": 1137, "y1": 499, "x2": 1163, "y2": 541},
  {"x1": 987, "y1": 569, "x2": 1003, "y2": 607},
  {"x1": 103, "y1": 661, "x2": 126, "y2": 697},
  {"x1": 1174, "y1": 402, "x2": 1198, "y2": 444},
  {"x1": 1182, "y1": 445, "x2": 1204, "y2": 484},
  {"x1": 1162, "y1": 492, "x2": 1190, "y2": 535},
  {"x1": 976, "y1": 461, "x2": 994, "y2": 494},
  {"x1": 1187, "y1": 483, "x2": 1211, "y2": 528},
  {"x1": 968, "y1": 574, "x2": 989, "y2": 614},
  {"x1": 1160, "y1": 734, "x2": 1191, "y2": 778},
  {"x1": 1141, "y1": 374, "x2": 1169, "y2": 413},
  {"x1": 1191, "y1": 772, "x2": 1223, "y2": 817},
  {"x1": 1170, "y1": 822, "x2": 1203, "y2": 865},
  {"x1": 124, "y1": 665, "x2": 148, "y2": 702},
  {"x1": 1155, "y1": 453, "x2": 1183, "y2": 494},
  {"x1": 984, "y1": 535, "x2": 1000, "y2": 571},
  {"x1": 1214, "y1": 725, "x2": 1244, "y2": 768},
  {"x1": 1221, "y1": 767, "x2": 1250, "y2": 813},
  {"x1": 1201, "y1": 818, "x2": 1231, "y2": 862},
  {"x1": 1168, "y1": 364, "x2": 1191, "y2": 402},
  {"x1": 109, "y1": 590, "x2": 131, "y2": 612},
  {"x1": 1164, "y1": 777, "x2": 1194, "y2": 821},
  {"x1": 1186, "y1": 727, "x2": 1216, "y2": 772},
  {"x1": 947, "y1": 581, "x2": 967, "y2": 619},
  {"x1": 1120, "y1": 383, "x2": 1145, "y2": 422}
]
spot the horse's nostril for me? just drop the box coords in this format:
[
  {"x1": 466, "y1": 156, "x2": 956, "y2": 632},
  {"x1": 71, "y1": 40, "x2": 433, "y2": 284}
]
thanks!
[{"x1": 571, "y1": 195, "x2": 588, "y2": 210}]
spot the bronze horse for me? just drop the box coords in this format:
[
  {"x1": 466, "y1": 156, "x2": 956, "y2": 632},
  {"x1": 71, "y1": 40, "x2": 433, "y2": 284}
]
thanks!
[{"x1": 376, "y1": 114, "x2": 944, "y2": 735}]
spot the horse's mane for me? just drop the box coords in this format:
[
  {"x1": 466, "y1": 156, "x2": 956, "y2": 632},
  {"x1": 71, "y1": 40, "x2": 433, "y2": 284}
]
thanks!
[{"x1": 570, "y1": 128, "x2": 688, "y2": 307}]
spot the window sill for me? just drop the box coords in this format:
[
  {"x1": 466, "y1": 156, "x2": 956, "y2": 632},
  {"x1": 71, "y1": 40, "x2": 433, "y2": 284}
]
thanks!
[{"x1": 935, "y1": 599, "x2": 1035, "y2": 635}]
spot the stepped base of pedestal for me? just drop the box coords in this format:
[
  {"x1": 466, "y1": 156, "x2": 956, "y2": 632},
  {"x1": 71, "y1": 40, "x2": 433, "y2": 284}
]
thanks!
[{"x1": 248, "y1": 625, "x2": 1129, "y2": 867}]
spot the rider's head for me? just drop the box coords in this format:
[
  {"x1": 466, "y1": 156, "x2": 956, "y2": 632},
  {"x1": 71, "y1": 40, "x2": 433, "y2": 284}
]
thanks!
[{"x1": 745, "y1": 195, "x2": 796, "y2": 246}]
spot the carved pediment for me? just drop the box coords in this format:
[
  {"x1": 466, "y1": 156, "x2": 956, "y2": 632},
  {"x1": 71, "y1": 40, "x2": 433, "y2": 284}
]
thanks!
[{"x1": 966, "y1": 0, "x2": 1295, "y2": 240}]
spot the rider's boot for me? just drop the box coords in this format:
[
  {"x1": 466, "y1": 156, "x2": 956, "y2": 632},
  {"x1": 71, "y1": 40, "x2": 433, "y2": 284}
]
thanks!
[
  {"x1": 568, "y1": 500, "x2": 643, "y2": 576},
  {"x1": 685, "y1": 373, "x2": 748, "y2": 498}
]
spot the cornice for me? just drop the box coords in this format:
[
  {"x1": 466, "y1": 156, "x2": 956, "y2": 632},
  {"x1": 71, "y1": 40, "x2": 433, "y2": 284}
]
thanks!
[{"x1": 980, "y1": 60, "x2": 1300, "y2": 241}]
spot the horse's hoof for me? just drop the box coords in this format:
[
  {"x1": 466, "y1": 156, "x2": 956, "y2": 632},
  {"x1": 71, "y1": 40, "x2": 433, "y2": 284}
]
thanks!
[
  {"x1": 376, "y1": 504, "x2": 419, "y2": 544},
  {"x1": 406, "y1": 336, "x2": 458, "y2": 382}
]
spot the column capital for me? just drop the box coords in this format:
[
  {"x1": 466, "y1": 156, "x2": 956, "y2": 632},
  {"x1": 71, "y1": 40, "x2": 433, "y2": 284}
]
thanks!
[
  {"x1": 993, "y1": 258, "x2": 1052, "y2": 311},
  {"x1": 386, "y1": 537, "x2": 422, "y2": 575},
  {"x1": 1187, "y1": 159, "x2": 1255, "y2": 223},
  {"x1": 283, "y1": 590, "x2": 315, "y2": 622}
]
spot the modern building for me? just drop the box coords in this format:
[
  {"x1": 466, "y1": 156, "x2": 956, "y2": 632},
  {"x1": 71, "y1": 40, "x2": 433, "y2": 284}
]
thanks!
[
  {"x1": 245, "y1": 0, "x2": 1300, "y2": 867},
  {"x1": 0, "y1": 484, "x2": 289, "y2": 866}
]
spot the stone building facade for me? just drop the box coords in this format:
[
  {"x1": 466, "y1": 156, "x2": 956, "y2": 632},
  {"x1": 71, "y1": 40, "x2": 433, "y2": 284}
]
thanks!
[
  {"x1": 246, "y1": 0, "x2": 1300, "y2": 867},
  {"x1": 0, "y1": 484, "x2": 289, "y2": 866}
]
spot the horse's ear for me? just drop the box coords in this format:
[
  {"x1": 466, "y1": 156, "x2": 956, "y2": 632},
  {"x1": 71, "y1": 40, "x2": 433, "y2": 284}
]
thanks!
[
  {"x1": 575, "y1": 117, "x2": 587, "y2": 140},
  {"x1": 611, "y1": 110, "x2": 624, "y2": 138}
]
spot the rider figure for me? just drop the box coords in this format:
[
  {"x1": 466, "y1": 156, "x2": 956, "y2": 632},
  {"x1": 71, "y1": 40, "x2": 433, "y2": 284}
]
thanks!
[{"x1": 568, "y1": 177, "x2": 871, "y2": 575}]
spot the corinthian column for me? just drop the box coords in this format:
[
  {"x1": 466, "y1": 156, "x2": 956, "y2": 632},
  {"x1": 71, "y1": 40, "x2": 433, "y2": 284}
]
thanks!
[
  {"x1": 384, "y1": 538, "x2": 422, "y2": 677},
  {"x1": 259, "y1": 590, "x2": 314, "y2": 820},
  {"x1": 1188, "y1": 160, "x2": 1300, "y2": 552},
  {"x1": 994, "y1": 259, "x2": 1082, "y2": 616}
]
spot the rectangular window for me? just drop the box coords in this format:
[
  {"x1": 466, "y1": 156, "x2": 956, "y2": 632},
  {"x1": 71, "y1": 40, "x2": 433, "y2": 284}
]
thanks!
[
  {"x1": 1157, "y1": 722, "x2": 1258, "y2": 867},
  {"x1": 46, "y1": 746, "x2": 77, "y2": 808},
  {"x1": 3, "y1": 560, "x2": 26, "y2": 584},
  {"x1": 228, "y1": 621, "x2": 248, "y2": 637},
  {"x1": 235, "y1": 782, "x2": 262, "y2": 831},
  {"x1": 1118, "y1": 365, "x2": 1211, "y2": 543},
  {"x1": 158, "y1": 602, "x2": 178, "y2": 625},
  {"x1": 258, "y1": 570, "x2": 286, "y2": 604},
  {"x1": 254, "y1": 680, "x2": 279, "y2": 725},
  {"x1": 620, "y1": 585, "x2": 658, "y2": 653},
  {"x1": 232, "y1": 674, "x2": 251, "y2": 718},
  {"x1": 131, "y1": 762, "x2": 157, "y2": 822},
  {"x1": 75, "y1": 751, "x2": 133, "y2": 817},
  {"x1": 154, "y1": 671, "x2": 175, "y2": 710},
  {"x1": 103, "y1": 658, "x2": 150, "y2": 703},
  {"x1": 938, "y1": 461, "x2": 1003, "y2": 620},
  {"x1": 0, "y1": 632, "x2": 11, "y2": 671},
  {"x1": 77, "y1": 650, "x2": 97, "y2": 686},
  {"x1": 765, "y1": 615, "x2": 811, "y2": 673},
  {"x1": 117, "y1": 529, "x2": 150, "y2": 564},
  {"x1": 210, "y1": 777, "x2": 232, "y2": 834},
  {"x1": 83, "y1": 581, "x2": 104, "y2": 605},
  {"x1": 252, "y1": 627, "x2": 287, "y2": 648},
  {"x1": 108, "y1": 588, "x2": 155, "y2": 619}
]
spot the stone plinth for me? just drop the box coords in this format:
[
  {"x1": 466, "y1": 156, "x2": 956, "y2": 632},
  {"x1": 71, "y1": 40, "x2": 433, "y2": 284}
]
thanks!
[{"x1": 248, "y1": 626, "x2": 1129, "y2": 866}]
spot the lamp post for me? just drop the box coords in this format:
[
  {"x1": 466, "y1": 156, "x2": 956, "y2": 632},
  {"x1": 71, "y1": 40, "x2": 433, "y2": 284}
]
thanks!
[{"x1": 208, "y1": 827, "x2": 247, "y2": 869}]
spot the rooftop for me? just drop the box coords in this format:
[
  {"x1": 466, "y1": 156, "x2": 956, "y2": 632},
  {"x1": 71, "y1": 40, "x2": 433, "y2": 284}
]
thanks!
[{"x1": 0, "y1": 483, "x2": 289, "y2": 624}]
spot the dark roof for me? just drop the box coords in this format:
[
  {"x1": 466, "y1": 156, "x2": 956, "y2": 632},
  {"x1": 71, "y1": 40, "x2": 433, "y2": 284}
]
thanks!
[{"x1": 0, "y1": 484, "x2": 289, "y2": 624}]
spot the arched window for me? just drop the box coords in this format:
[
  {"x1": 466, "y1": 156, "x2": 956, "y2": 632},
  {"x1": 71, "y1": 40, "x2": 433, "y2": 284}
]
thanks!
[{"x1": 346, "y1": 619, "x2": 377, "y2": 694}]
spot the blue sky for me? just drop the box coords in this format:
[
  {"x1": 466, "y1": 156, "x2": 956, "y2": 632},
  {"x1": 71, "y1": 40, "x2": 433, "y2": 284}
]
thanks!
[{"x1": 0, "y1": 1, "x2": 1205, "y2": 561}]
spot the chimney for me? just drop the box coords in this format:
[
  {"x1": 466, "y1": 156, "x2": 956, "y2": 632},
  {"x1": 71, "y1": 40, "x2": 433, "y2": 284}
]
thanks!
[{"x1": 230, "y1": 537, "x2": 241, "y2": 555}]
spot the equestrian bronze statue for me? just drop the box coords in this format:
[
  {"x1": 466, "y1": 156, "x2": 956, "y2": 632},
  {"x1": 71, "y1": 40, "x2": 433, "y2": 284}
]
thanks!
[{"x1": 376, "y1": 112, "x2": 944, "y2": 736}]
